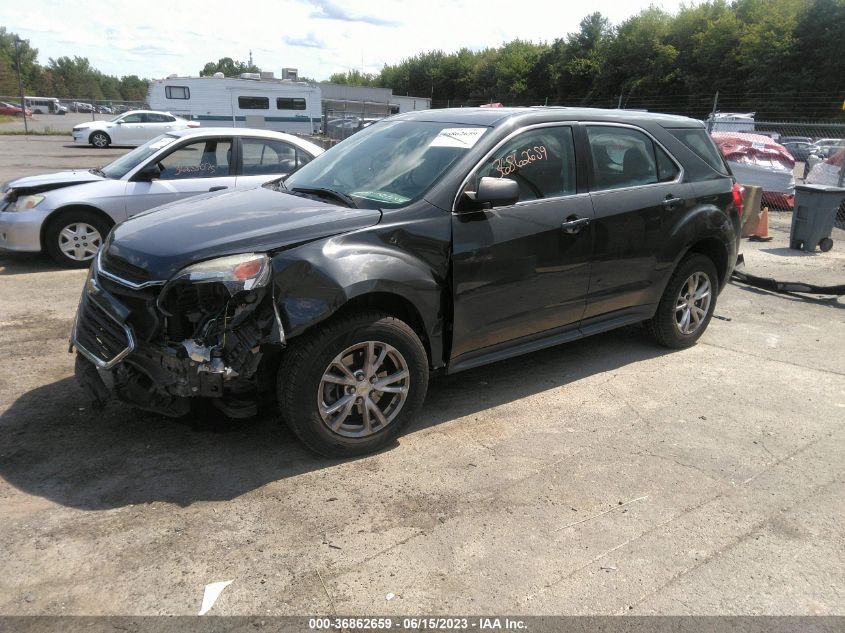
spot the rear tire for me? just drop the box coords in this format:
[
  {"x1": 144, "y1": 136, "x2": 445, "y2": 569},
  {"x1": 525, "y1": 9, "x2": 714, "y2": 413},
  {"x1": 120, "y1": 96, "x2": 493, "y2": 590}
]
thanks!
[
  {"x1": 277, "y1": 311, "x2": 428, "y2": 457},
  {"x1": 646, "y1": 253, "x2": 718, "y2": 349},
  {"x1": 44, "y1": 210, "x2": 110, "y2": 268},
  {"x1": 819, "y1": 237, "x2": 833, "y2": 252},
  {"x1": 89, "y1": 131, "x2": 110, "y2": 148}
]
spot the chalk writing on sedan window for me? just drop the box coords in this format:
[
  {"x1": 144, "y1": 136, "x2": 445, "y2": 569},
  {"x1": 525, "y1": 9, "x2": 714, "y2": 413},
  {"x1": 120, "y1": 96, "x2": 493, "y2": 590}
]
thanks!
[
  {"x1": 493, "y1": 145, "x2": 548, "y2": 178},
  {"x1": 175, "y1": 162, "x2": 217, "y2": 176}
]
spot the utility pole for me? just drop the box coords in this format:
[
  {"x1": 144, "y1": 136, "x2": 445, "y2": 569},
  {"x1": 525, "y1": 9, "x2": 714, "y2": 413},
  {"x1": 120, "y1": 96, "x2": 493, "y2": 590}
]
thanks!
[
  {"x1": 707, "y1": 90, "x2": 719, "y2": 133},
  {"x1": 13, "y1": 37, "x2": 28, "y2": 134}
]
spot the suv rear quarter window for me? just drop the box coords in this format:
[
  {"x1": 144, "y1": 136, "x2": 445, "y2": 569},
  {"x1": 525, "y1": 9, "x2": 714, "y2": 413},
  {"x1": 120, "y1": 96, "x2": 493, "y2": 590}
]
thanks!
[{"x1": 668, "y1": 128, "x2": 729, "y2": 175}]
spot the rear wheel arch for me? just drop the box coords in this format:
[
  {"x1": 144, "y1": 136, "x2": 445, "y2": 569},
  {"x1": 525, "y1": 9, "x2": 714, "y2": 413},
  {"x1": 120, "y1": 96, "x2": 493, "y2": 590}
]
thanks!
[{"x1": 683, "y1": 237, "x2": 729, "y2": 289}]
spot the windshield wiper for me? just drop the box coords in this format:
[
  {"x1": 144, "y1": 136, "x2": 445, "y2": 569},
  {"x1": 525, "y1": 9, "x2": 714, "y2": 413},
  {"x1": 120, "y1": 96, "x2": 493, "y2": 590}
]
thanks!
[
  {"x1": 89, "y1": 167, "x2": 106, "y2": 177},
  {"x1": 290, "y1": 186, "x2": 357, "y2": 209}
]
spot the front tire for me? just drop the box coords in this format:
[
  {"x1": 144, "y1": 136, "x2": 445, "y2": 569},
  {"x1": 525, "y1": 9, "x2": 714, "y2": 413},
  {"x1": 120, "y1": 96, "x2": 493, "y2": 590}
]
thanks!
[
  {"x1": 278, "y1": 311, "x2": 429, "y2": 457},
  {"x1": 646, "y1": 253, "x2": 718, "y2": 349},
  {"x1": 89, "y1": 131, "x2": 110, "y2": 148},
  {"x1": 44, "y1": 210, "x2": 110, "y2": 268}
]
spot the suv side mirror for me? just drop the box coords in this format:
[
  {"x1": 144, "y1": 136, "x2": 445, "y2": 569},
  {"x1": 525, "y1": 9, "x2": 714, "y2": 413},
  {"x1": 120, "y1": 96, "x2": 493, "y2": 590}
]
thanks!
[
  {"x1": 135, "y1": 163, "x2": 161, "y2": 182},
  {"x1": 471, "y1": 177, "x2": 519, "y2": 208}
]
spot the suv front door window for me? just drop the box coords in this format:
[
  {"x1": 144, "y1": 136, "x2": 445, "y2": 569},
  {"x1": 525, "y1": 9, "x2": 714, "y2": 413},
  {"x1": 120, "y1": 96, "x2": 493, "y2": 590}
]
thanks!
[{"x1": 450, "y1": 125, "x2": 593, "y2": 363}]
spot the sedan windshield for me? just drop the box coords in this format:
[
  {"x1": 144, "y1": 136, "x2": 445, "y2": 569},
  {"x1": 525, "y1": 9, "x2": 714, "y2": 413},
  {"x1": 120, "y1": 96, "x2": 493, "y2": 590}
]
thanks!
[
  {"x1": 284, "y1": 120, "x2": 488, "y2": 210},
  {"x1": 100, "y1": 134, "x2": 177, "y2": 179}
]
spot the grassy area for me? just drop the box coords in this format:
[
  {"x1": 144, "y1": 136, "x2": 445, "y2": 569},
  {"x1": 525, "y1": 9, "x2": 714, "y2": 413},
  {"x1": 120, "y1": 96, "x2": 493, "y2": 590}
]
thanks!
[
  {"x1": 0, "y1": 115, "x2": 15, "y2": 124},
  {"x1": 0, "y1": 127, "x2": 65, "y2": 136}
]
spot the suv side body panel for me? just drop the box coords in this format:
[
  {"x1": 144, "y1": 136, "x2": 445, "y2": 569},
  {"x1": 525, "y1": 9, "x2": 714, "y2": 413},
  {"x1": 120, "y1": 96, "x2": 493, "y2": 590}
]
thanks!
[{"x1": 271, "y1": 204, "x2": 452, "y2": 369}]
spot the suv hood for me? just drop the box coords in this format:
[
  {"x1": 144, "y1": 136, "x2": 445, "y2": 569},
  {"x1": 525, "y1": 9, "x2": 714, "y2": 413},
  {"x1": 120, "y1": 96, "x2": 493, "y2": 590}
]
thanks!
[
  {"x1": 5, "y1": 170, "x2": 104, "y2": 194},
  {"x1": 104, "y1": 186, "x2": 382, "y2": 281}
]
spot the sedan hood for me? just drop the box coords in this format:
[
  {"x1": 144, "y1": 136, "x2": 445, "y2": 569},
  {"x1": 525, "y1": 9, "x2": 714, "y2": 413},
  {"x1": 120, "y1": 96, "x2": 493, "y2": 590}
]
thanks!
[
  {"x1": 5, "y1": 170, "x2": 104, "y2": 194},
  {"x1": 104, "y1": 187, "x2": 382, "y2": 280}
]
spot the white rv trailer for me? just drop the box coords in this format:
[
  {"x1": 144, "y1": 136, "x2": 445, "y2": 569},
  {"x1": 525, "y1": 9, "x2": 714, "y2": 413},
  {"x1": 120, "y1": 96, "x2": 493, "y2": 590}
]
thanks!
[{"x1": 147, "y1": 74, "x2": 322, "y2": 134}]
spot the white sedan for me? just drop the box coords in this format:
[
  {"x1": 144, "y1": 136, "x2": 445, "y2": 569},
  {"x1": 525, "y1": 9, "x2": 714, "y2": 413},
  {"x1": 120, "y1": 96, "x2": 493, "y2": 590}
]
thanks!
[
  {"x1": 1, "y1": 128, "x2": 324, "y2": 267},
  {"x1": 72, "y1": 110, "x2": 200, "y2": 148}
]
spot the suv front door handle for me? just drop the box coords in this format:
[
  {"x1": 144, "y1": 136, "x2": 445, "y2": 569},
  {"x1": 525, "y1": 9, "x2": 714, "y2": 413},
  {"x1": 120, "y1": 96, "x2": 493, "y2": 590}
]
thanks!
[
  {"x1": 208, "y1": 186, "x2": 228, "y2": 192},
  {"x1": 662, "y1": 195, "x2": 683, "y2": 211},
  {"x1": 561, "y1": 215, "x2": 591, "y2": 234}
]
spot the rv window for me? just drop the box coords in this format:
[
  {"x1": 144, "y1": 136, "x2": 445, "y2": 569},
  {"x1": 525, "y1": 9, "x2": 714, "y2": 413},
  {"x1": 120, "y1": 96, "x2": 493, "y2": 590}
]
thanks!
[
  {"x1": 276, "y1": 98, "x2": 306, "y2": 111},
  {"x1": 238, "y1": 96, "x2": 270, "y2": 110},
  {"x1": 165, "y1": 86, "x2": 190, "y2": 100}
]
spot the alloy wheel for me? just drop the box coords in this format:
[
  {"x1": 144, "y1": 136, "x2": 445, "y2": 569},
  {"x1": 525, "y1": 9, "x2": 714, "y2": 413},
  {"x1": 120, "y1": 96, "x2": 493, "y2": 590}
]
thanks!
[
  {"x1": 317, "y1": 340, "x2": 410, "y2": 438},
  {"x1": 674, "y1": 271, "x2": 712, "y2": 335}
]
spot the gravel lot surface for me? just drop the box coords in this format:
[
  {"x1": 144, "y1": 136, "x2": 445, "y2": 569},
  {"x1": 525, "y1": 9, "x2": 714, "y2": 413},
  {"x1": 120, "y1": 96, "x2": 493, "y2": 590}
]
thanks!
[{"x1": 0, "y1": 136, "x2": 843, "y2": 616}]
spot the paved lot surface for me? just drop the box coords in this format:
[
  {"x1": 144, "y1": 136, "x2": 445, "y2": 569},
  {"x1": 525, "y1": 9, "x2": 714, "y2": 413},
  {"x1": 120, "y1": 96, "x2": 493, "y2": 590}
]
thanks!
[{"x1": 0, "y1": 137, "x2": 843, "y2": 616}]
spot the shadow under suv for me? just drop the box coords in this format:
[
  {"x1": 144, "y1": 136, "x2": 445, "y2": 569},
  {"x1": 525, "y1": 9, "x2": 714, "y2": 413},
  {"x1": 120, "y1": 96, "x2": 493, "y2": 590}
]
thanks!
[{"x1": 72, "y1": 107, "x2": 743, "y2": 457}]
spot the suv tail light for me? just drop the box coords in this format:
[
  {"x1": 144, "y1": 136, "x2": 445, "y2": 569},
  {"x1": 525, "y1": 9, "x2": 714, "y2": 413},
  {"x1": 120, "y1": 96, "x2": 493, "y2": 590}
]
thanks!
[{"x1": 732, "y1": 183, "x2": 744, "y2": 218}]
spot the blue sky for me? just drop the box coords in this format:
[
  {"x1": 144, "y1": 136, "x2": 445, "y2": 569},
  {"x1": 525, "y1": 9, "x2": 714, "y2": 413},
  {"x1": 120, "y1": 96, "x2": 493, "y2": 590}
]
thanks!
[{"x1": 2, "y1": 0, "x2": 696, "y2": 80}]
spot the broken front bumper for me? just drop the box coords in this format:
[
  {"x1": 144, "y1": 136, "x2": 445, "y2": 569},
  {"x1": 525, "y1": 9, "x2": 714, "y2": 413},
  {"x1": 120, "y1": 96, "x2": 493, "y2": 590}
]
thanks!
[{"x1": 71, "y1": 257, "x2": 282, "y2": 418}]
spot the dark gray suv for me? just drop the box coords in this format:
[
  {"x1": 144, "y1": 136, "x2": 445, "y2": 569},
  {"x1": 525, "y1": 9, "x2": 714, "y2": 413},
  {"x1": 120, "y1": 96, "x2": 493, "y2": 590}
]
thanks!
[{"x1": 72, "y1": 107, "x2": 743, "y2": 456}]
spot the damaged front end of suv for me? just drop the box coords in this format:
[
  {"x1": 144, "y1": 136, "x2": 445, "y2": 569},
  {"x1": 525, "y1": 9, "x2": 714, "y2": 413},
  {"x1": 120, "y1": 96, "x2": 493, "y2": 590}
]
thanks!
[{"x1": 73, "y1": 249, "x2": 284, "y2": 419}]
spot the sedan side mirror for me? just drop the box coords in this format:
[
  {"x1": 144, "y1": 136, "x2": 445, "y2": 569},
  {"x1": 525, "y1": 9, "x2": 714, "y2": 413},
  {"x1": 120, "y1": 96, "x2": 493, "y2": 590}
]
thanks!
[
  {"x1": 134, "y1": 163, "x2": 161, "y2": 182},
  {"x1": 115, "y1": 120, "x2": 123, "y2": 124},
  {"x1": 469, "y1": 177, "x2": 519, "y2": 209}
]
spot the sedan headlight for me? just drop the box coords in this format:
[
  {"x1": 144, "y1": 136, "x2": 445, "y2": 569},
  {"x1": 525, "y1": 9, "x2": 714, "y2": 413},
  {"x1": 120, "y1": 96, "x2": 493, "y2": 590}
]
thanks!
[
  {"x1": 168, "y1": 253, "x2": 271, "y2": 293},
  {"x1": 8, "y1": 194, "x2": 45, "y2": 212}
]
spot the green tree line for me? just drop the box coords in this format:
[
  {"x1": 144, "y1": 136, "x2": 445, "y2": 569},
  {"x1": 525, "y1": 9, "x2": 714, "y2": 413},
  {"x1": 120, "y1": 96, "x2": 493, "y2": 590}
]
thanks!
[
  {"x1": 332, "y1": 0, "x2": 845, "y2": 119},
  {"x1": 0, "y1": 27, "x2": 149, "y2": 101}
]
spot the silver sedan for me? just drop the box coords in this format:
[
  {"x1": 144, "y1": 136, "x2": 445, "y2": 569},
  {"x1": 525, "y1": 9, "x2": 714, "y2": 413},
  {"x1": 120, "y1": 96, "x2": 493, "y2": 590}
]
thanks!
[{"x1": 0, "y1": 128, "x2": 324, "y2": 267}]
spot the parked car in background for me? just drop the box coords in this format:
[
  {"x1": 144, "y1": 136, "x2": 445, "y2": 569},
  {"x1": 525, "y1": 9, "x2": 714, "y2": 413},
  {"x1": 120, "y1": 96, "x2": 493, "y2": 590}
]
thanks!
[
  {"x1": 813, "y1": 140, "x2": 845, "y2": 159},
  {"x1": 0, "y1": 128, "x2": 323, "y2": 266},
  {"x1": 71, "y1": 102, "x2": 94, "y2": 113},
  {"x1": 96, "y1": 105, "x2": 114, "y2": 114},
  {"x1": 782, "y1": 140, "x2": 815, "y2": 162},
  {"x1": 69, "y1": 107, "x2": 743, "y2": 457},
  {"x1": 779, "y1": 136, "x2": 812, "y2": 144},
  {"x1": 0, "y1": 102, "x2": 33, "y2": 117},
  {"x1": 72, "y1": 110, "x2": 201, "y2": 148}
]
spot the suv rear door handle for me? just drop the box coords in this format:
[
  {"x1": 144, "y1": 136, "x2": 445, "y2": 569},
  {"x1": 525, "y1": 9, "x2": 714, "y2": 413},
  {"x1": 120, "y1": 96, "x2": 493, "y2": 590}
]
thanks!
[
  {"x1": 209, "y1": 186, "x2": 228, "y2": 192},
  {"x1": 561, "y1": 215, "x2": 591, "y2": 234},
  {"x1": 663, "y1": 195, "x2": 683, "y2": 211}
]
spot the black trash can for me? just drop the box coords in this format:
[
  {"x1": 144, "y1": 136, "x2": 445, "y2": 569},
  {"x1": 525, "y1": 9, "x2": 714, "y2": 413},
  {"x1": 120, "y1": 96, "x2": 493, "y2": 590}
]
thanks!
[{"x1": 790, "y1": 184, "x2": 845, "y2": 252}]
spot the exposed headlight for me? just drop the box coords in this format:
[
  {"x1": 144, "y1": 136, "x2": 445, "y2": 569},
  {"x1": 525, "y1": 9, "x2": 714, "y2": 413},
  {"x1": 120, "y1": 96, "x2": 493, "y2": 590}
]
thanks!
[
  {"x1": 9, "y1": 194, "x2": 45, "y2": 211},
  {"x1": 168, "y1": 253, "x2": 271, "y2": 293}
]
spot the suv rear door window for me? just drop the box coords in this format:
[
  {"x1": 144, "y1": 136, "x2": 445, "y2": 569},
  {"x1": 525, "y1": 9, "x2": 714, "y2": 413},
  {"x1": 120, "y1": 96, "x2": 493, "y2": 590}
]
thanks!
[
  {"x1": 668, "y1": 127, "x2": 729, "y2": 175},
  {"x1": 473, "y1": 126, "x2": 577, "y2": 202},
  {"x1": 587, "y1": 126, "x2": 667, "y2": 191}
]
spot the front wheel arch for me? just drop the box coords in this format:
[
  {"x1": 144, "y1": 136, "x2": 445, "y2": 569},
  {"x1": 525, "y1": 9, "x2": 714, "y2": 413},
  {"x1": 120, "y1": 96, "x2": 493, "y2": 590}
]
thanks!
[{"x1": 41, "y1": 205, "x2": 115, "y2": 252}]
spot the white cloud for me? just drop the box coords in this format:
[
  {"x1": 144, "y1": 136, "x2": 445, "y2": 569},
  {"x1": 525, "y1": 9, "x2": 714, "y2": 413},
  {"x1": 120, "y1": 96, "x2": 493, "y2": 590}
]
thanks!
[{"x1": 1, "y1": 0, "x2": 697, "y2": 81}]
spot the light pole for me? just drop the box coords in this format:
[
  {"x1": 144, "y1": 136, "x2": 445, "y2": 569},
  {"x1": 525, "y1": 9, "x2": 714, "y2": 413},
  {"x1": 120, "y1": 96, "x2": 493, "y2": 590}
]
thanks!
[{"x1": 12, "y1": 37, "x2": 28, "y2": 134}]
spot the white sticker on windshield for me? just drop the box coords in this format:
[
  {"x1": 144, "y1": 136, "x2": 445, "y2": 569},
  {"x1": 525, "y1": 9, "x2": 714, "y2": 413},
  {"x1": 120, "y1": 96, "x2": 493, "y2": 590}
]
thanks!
[{"x1": 430, "y1": 128, "x2": 486, "y2": 148}]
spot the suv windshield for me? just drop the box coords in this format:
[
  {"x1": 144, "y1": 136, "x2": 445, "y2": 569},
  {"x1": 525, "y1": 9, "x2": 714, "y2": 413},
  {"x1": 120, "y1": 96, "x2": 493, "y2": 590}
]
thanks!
[
  {"x1": 284, "y1": 120, "x2": 488, "y2": 210},
  {"x1": 100, "y1": 134, "x2": 177, "y2": 179}
]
